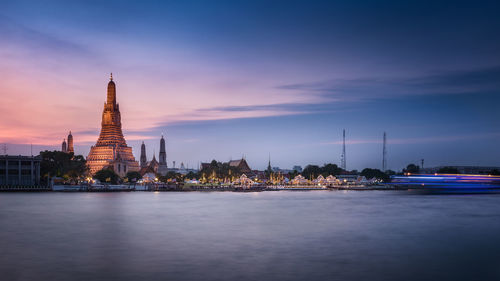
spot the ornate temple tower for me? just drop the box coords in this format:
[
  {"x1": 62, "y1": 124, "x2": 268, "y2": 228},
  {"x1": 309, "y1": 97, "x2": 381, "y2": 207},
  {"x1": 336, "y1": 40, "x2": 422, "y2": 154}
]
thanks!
[
  {"x1": 158, "y1": 135, "x2": 168, "y2": 176},
  {"x1": 86, "y1": 74, "x2": 140, "y2": 176},
  {"x1": 61, "y1": 139, "x2": 67, "y2": 153},
  {"x1": 140, "y1": 141, "x2": 147, "y2": 168},
  {"x1": 67, "y1": 131, "x2": 74, "y2": 154}
]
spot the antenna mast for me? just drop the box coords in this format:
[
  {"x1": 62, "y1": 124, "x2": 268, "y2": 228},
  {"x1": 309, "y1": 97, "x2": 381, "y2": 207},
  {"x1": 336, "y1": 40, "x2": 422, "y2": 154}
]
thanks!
[
  {"x1": 341, "y1": 129, "x2": 346, "y2": 170},
  {"x1": 382, "y1": 132, "x2": 387, "y2": 171}
]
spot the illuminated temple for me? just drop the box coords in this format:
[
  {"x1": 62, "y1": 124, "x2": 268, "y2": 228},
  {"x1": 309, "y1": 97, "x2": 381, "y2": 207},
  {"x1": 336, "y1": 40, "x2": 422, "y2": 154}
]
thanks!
[{"x1": 86, "y1": 74, "x2": 139, "y2": 176}]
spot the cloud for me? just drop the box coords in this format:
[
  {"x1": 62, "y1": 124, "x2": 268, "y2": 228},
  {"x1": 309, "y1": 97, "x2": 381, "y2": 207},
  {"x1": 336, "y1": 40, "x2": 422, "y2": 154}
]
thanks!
[
  {"x1": 155, "y1": 103, "x2": 314, "y2": 126},
  {"x1": 0, "y1": 15, "x2": 93, "y2": 58},
  {"x1": 196, "y1": 103, "x2": 321, "y2": 114},
  {"x1": 278, "y1": 66, "x2": 500, "y2": 101}
]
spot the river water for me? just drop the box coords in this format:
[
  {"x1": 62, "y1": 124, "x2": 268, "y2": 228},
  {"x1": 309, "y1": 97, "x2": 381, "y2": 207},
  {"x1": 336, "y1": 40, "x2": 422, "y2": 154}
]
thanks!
[{"x1": 1, "y1": 191, "x2": 499, "y2": 281}]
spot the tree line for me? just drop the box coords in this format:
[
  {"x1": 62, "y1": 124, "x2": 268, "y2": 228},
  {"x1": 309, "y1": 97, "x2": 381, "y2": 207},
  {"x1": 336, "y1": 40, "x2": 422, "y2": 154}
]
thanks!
[{"x1": 39, "y1": 150, "x2": 498, "y2": 184}]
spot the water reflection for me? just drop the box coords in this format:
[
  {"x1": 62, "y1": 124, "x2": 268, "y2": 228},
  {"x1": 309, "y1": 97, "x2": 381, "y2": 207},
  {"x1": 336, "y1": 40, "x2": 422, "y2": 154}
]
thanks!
[{"x1": 0, "y1": 191, "x2": 499, "y2": 281}]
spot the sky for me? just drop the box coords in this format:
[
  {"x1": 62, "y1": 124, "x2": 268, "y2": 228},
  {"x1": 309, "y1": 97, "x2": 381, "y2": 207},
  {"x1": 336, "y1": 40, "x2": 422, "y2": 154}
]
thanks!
[{"x1": 1, "y1": 0, "x2": 499, "y2": 171}]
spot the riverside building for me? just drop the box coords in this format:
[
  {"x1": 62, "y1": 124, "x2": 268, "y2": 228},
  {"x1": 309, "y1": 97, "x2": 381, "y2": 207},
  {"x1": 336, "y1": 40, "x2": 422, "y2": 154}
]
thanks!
[{"x1": 0, "y1": 155, "x2": 41, "y2": 186}]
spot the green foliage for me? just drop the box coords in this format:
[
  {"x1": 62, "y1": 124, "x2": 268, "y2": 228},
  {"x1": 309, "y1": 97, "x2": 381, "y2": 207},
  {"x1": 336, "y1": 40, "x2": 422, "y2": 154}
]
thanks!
[
  {"x1": 437, "y1": 167, "x2": 460, "y2": 174},
  {"x1": 403, "y1": 164, "x2": 420, "y2": 174},
  {"x1": 287, "y1": 169, "x2": 299, "y2": 179},
  {"x1": 360, "y1": 168, "x2": 389, "y2": 182},
  {"x1": 200, "y1": 159, "x2": 241, "y2": 182},
  {"x1": 385, "y1": 170, "x2": 396, "y2": 176},
  {"x1": 94, "y1": 168, "x2": 120, "y2": 184},
  {"x1": 40, "y1": 150, "x2": 88, "y2": 184},
  {"x1": 158, "y1": 171, "x2": 184, "y2": 182},
  {"x1": 158, "y1": 175, "x2": 169, "y2": 182},
  {"x1": 302, "y1": 163, "x2": 344, "y2": 179},
  {"x1": 322, "y1": 163, "x2": 343, "y2": 176},
  {"x1": 185, "y1": 171, "x2": 199, "y2": 179},
  {"x1": 166, "y1": 171, "x2": 181, "y2": 179},
  {"x1": 125, "y1": 171, "x2": 142, "y2": 182},
  {"x1": 302, "y1": 165, "x2": 321, "y2": 179}
]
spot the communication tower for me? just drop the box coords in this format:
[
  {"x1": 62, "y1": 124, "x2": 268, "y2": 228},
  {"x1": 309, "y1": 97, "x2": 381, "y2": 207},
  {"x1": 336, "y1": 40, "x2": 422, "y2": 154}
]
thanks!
[
  {"x1": 341, "y1": 129, "x2": 346, "y2": 170},
  {"x1": 382, "y1": 132, "x2": 387, "y2": 171}
]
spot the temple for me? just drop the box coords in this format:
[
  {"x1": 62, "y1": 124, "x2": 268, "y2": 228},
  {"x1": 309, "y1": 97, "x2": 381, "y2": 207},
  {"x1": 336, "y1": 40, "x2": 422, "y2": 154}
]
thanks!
[
  {"x1": 67, "y1": 131, "x2": 74, "y2": 154},
  {"x1": 61, "y1": 131, "x2": 74, "y2": 154},
  {"x1": 158, "y1": 135, "x2": 168, "y2": 175},
  {"x1": 61, "y1": 138, "x2": 67, "y2": 153},
  {"x1": 86, "y1": 74, "x2": 139, "y2": 177},
  {"x1": 228, "y1": 158, "x2": 252, "y2": 174},
  {"x1": 138, "y1": 136, "x2": 168, "y2": 176},
  {"x1": 140, "y1": 141, "x2": 147, "y2": 168}
]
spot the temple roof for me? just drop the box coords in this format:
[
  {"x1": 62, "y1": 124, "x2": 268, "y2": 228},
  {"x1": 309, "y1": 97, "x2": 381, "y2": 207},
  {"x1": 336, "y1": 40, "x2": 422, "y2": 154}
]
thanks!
[
  {"x1": 229, "y1": 159, "x2": 244, "y2": 167},
  {"x1": 150, "y1": 154, "x2": 158, "y2": 165},
  {"x1": 228, "y1": 158, "x2": 252, "y2": 173}
]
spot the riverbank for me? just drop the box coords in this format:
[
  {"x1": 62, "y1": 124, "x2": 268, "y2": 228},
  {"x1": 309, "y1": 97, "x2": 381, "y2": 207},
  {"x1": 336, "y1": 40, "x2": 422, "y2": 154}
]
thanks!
[
  {"x1": 0, "y1": 185, "x2": 51, "y2": 192},
  {"x1": 0, "y1": 184, "x2": 399, "y2": 192}
]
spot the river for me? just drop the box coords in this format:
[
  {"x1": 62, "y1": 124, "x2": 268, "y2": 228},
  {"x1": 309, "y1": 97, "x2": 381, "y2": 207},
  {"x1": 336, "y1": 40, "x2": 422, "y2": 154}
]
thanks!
[{"x1": 1, "y1": 191, "x2": 499, "y2": 281}]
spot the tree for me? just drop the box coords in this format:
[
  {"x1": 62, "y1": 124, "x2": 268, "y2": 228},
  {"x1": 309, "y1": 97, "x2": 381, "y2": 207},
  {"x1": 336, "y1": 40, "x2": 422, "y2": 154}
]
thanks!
[
  {"x1": 288, "y1": 169, "x2": 299, "y2": 179},
  {"x1": 200, "y1": 159, "x2": 241, "y2": 182},
  {"x1": 302, "y1": 163, "x2": 346, "y2": 179},
  {"x1": 161, "y1": 171, "x2": 184, "y2": 182},
  {"x1": 385, "y1": 170, "x2": 396, "y2": 176},
  {"x1": 302, "y1": 165, "x2": 321, "y2": 179},
  {"x1": 185, "y1": 171, "x2": 198, "y2": 179},
  {"x1": 125, "y1": 171, "x2": 142, "y2": 182},
  {"x1": 94, "y1": 168, "x2": 120, "y2": 184},
  {"x1": 321, "y1": 163, "x2": 343, "y2": 177},
  {"x1": 301, "y1": 163, "x2": 346, "y2": 179},
  {"x1": 40, "y1": 150, "x2": 88, "y2": 185},
  {"x1": 360, "y1": 168, "x2": 389, "y2": 182},
  {"x1": 166, "y1": 171, "x2": 179, "y2": 179},
  {"x1": 403, "y1": 164, "x2": 420, "y2": 174},
  {"x1": 66, "y1": 155, "x2": 87, "y2": 180}
]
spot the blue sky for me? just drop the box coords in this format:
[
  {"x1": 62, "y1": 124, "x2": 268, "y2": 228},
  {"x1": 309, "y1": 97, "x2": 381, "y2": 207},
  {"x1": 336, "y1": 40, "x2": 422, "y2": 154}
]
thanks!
[{"x1": 1, "y1": 0, "x2": 499, "y2": 171}]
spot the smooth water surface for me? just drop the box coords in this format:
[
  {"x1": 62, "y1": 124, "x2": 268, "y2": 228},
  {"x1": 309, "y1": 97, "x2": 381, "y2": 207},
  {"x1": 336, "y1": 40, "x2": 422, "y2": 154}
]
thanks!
[{"x1": 1, "y1": 191, "x2": 500, "y2": 281}]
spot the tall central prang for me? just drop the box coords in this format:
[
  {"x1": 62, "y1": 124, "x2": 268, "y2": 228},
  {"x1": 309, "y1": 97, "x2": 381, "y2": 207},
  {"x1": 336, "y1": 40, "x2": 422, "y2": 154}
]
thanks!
[
  {"x1": 86, "y1": 74, "x2": 139, "y2": 176},
  {"x1": 96, "y1": 73, "x2": 126, "y2": 146}
]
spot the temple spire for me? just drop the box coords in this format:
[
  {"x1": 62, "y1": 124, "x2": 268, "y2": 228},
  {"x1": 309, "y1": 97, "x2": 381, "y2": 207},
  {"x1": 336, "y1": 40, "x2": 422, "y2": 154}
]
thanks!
[
  {"x1": 87, "y1": 74, "x2": 139, "y2": 176},
  {"x1": 158, "y1": 134, "x2": 168, "y2": 175},
  {"x1": 140, "y1": 141, "x2": 147, "y2": 168},
  {"x1": 107, "y1": 73, "x2": 117, "y2": 106},
  {"x1": 267, "y1": 153, "x2": 272, "y2": 173},
  {"x1": 62, "y1": 138, "x2": 67, "y2": 153},
  {"x1": 67, "y1": 131, "x2": 74, "y2": 154}
]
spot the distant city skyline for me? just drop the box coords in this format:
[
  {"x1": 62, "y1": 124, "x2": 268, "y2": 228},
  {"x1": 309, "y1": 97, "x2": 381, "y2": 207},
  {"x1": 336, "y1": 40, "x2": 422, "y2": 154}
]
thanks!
[{"x1": 1, "y1": 0, "x2": 500, "y2": 170}]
